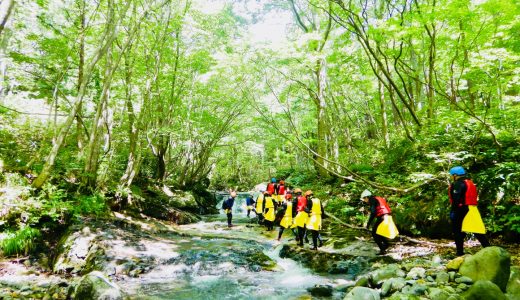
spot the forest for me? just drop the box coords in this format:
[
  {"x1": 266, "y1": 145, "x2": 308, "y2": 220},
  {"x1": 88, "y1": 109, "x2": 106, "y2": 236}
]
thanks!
[{"x1": 0, "y1": 0, "x2": 519, "y2": 298}]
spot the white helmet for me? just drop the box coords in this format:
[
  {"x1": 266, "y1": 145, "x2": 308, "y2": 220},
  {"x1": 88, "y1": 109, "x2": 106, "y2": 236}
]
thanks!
[{"x1": 360, "y1": 190, "x2": 372, "y2": 200}]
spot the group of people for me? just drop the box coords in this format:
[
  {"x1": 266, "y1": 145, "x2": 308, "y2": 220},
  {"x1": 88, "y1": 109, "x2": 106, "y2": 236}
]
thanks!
[
  {"x1": 222, "y1": 166, "x2": 490, "y2": 256},
  {"x1": 224, "y1": 178, "x2": 326, "y2": 250}
]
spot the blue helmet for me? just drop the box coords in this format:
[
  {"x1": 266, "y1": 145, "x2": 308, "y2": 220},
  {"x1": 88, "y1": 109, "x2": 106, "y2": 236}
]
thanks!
[
  {"x1": 271, "y1": 177, "x2": 276, "y2": 183},
  {"x1": 449, "y1": 166, "x2": 466, "y2": 176}
]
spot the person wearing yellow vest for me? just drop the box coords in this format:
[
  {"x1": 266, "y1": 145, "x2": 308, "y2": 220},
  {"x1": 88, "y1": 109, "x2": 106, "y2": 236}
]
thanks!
[
  {"x1": 263, "y1": 191, "x2": 277, "y2": 231},
  {"x1": 255, "y1": 190, "x2": 265, "y2": 225},
  {"x1": 360, "y1": 190, "x2": 395, "y2": 255},
  {"x1": 304, "y1": 190, "x2": 326, "y2": 250},
  {"x1": 276, "y1": 180, "x2": 286, "y2": 204},
  {"x1": 277, "y1": 191, "x2": 297, "y2": 241},
  {"x1": 448, "y1": 166, "x2": 490, "y2": 256},
  {"x1": 293, "y1": 189, "x2": 310, "y2": 247}
]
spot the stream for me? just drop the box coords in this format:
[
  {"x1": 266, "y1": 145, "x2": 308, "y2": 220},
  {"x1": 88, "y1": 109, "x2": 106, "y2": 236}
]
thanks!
[{"x1": 118, "y1": 192, "x2": 352, "y2": 299}]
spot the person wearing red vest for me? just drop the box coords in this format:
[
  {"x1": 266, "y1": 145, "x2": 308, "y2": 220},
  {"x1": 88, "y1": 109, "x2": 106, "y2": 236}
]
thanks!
[
  {"x1": 361, "y1": 190, "x2": 392, "y2": 255},
  {"x1": 448, "y1": 166, "x2": 490, "y2": 256},
  {"x1": 293, "y1": 188, "x2": 310, "y2": 246},
  {"x1": 266, "y1": 178, "x2": 278, "y2": 196}
]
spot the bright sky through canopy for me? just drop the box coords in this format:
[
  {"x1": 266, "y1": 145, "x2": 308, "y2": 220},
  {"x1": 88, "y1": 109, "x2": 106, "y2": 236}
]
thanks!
[{"x1": 195, "y1": 0, "x2": 291, "y2": 47}]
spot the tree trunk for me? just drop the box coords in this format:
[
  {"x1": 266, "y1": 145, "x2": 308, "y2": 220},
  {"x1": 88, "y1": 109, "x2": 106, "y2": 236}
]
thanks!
[
  {"x1": 378, "y1": 69, "x2": 390, "y2": 148},
  {"x1": 315, "y1": 58, "x2": 329, "y2": 178},
  {"x1": 0, "y1": 0, "x2": 15, "y2": 37},
  {"x1": 76, "y1": 0, "x2": 86, "y2": 153},
  {"x1": 32, "y1": 0, "x2": 124, "y2": 189}
]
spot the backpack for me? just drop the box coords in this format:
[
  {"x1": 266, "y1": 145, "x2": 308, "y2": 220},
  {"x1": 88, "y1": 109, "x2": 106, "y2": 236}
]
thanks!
[{"x1": 221, "y1": 200, "x2": 227, "y2": 210}]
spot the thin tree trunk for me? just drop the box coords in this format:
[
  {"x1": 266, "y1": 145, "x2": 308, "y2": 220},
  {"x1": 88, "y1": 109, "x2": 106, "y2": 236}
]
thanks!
[
  {"x1": 0, "y1": 0, "x2": 15, "y2": 37},
  {"x1": 315, "y1": 58, "x2": 329, "y2": 177},
  {"x1": 32, "y1": 0, "x2": 126, "y2": 189},
  {"x1": 378, "y1": 69, "x2": 390, "y2": 147},
  {"x1": 76, "y1": 0, "x2": 86, "y2": 153}
]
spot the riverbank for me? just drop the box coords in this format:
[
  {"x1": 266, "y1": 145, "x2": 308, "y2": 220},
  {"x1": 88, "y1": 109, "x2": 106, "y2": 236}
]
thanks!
[{"x1": 1, "y1": 211, "x2": 519, "y2": 299}]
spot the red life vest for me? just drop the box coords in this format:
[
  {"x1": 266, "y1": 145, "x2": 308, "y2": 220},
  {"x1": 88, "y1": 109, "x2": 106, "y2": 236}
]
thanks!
[
  {"x1": 374, "y1": 196, "x2": 391, "y2": 217},
  {"x1": 278, "y1": 184, "x2": 285, "y2": 195},
  {"x1": 296, "y1": 196, "x2": 307, "y2": 212},
  {"x1": 267, "y1": 183, "x2": 276, "y2": 195},
  {"x1": 465, "y1": 179, "x2": 478, "y2": 205},
  {"x1": 449, "y1": 179, "x2": 478, "y2": 206}
]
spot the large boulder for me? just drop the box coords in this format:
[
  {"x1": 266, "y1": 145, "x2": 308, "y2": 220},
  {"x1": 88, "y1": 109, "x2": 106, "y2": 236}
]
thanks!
[
  {"x1": 462, "y1": 280, "x2": 507, "y2": 300},
  {"x1": 345, "y1": 287, "x2": 380, "y2": 300},
  {"x1": 459, "y1": 246, "x2": 510, "y2": 291},
  {"x1": 53, "y1": 226, "x2": 102, "y2": 275},
  {"x1": 507, "y1": 266, "x2": 520, "y2": 299},
  {"x1": 131, "y1": 186, "x2": 200, "y2": 224},
  {"x1": 73, "y1": 271, "x2": 123, "y2": 300}
]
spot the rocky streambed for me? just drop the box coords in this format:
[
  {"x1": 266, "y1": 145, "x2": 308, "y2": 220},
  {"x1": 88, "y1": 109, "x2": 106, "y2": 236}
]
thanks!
[{"x1": 1, "y1": 211, "x2": 519, "y2": 299}]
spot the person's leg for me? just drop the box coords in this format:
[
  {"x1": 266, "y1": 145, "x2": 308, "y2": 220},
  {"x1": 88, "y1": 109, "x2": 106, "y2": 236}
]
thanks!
[
  {"x1": 372, "y1": 218, "x2": 386, "y2": 253},
  {"x1": 247, "y1": 208, "x2": 250, "y2": 218},
  {"x1": 298, "y1": 227, "x2": 304, "y2": 246},
  {"x1": 452, "y1": 206, "x2": 468, "y2": 255},
  {"x1": 318, "y1": 233, "x2": 323, "y2": 247},
  {"x1": 475, "y1": 233, "x2": 490, "y2": 247},
  {"x1": 278, "y1": 227, "x2": 284, "y2": 240},
  {"x1": 311, "y1": 230, "x2": 319, "y2": 250},
  {"x1": 227, "y1": 212, "x2": 232, "y2": 227}
]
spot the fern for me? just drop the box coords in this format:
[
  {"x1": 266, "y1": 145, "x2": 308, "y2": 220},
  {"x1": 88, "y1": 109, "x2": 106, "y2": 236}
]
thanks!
[{"x1": 0, "y1": 227, "x2": 41, "y2": 256}]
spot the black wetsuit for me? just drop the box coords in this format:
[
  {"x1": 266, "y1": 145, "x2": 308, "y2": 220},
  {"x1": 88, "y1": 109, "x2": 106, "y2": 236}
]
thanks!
[
  {"x1": 223, "y1": 196, "x2": 235, "y2": 227},
  {"x1": 367, "y1": 196, "x2": 390, "y2": 253},
  {"x1": 449, "y1": 177, "x2": 490, "y2": 255}
]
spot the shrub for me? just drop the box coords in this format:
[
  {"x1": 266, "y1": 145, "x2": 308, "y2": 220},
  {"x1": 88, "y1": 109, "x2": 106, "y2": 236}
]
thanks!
[{"x1": 0, "y1": 226, "x2": 41, "y2": 256}]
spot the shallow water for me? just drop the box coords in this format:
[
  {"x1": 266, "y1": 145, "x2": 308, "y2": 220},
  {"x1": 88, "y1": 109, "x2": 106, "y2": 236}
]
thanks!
[{"x1": 119, "y1": 200, "x2": 351, "y2": 299}]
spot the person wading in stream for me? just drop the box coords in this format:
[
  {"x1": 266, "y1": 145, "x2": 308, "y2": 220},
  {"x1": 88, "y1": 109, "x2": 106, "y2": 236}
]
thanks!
[
  {"x1": 266, "y1": 178, "x2": 278, "y2": 199},
  {"x1": 263, "y1": 191, "x2": 276, "y2": 231},
  {"x1": 304, "y1": 190, "x2": 326, "y2": 250},
  {"x1": 255, "y1": 190, "x2": 265, "y2": 225},
  {"x1": 448, "y1": 166, "x2": 490, "y2": 256},
  {"x1": 245, "y1": 193, "x2": 256, "y2": 218},
  {"x1": 293, "y1": 189, "x2": 310, "y2": 246},
  {"x1": 276, "y1": 180, "x2": 286, "y2": 204},
  {"x1": 360, "y1": 190, "x2": 394, "y2": 255},
  {"x1": 222, "y1": 191, "x2": 236, "y2": 227},
  {"x1": 277, "y1": 191, "x2": 297, "y2": 241}
]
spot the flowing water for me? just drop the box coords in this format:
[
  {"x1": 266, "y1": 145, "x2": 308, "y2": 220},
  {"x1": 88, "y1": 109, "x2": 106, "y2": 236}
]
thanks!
[{"x1": 118, "y1": 193, "x2": 353, "y2": 299}]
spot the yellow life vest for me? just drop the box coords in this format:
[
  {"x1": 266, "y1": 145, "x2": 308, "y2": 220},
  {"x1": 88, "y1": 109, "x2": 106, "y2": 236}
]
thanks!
[
  {"x1": 293, "y1": 208, "x2": 309, "y2": 228},
  {"x1": 306, "y1": 198, "x2": 322, "y2": 231},
  {"x1": 255, "y1": 194, "x2": 264, "y2": 214},
  {"x1": 376, "y1": 215, "x2": 399, "y2": 239},
  {"x1": 264, "y1": 196, "x2": 275, "y2": 221},
  {"x1": 461, "y1": 205, "x2": 486, "y2": 234},
  {"x1": 280, "y1": 201, "x2": 293, "y2": 228}
]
